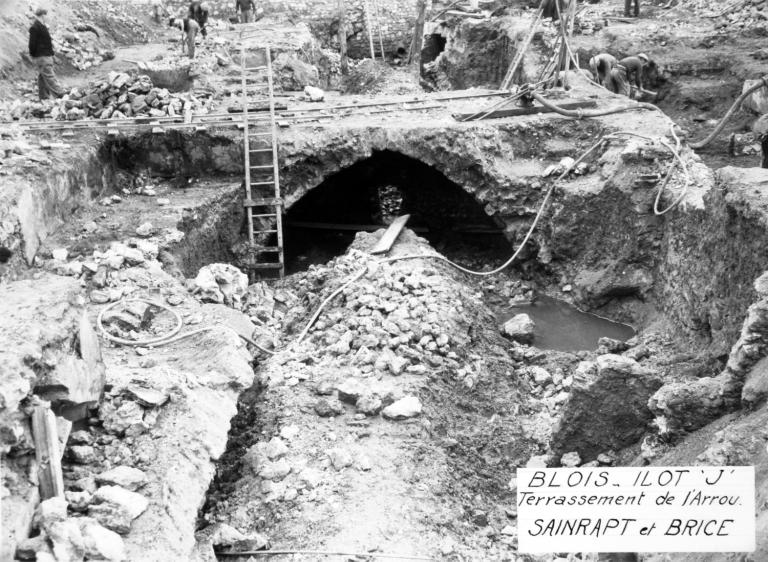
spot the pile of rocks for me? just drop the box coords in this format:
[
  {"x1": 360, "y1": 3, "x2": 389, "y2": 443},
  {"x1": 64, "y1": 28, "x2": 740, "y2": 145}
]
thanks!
[
  {"x1": 42, "y1": 226, "x2": 186, "y2": 307},
  {"x1": 685, "y1": 0, "x2": 768, "y2": 30},
  {"x1": 52, "y1": 28, "x2": 115, "y2": 71},
  {"x1": 3, "y1": 72, "x2": 212, "y2": 122},
  {"x1": 251, "y1": 232, "x2": 488, "y2": 422}
]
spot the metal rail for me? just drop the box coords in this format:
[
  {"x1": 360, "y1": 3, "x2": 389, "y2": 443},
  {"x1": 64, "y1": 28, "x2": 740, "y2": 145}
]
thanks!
[{"x1": 5, "y1": 91, "x2": 508, "y2": 134}]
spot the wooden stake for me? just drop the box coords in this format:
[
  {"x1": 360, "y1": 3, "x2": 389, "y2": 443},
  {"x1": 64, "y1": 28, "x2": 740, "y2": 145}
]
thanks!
[
  {"x1": 31, "y1": 406, "x2": 65, "y2": 500},
  {"x1": 338, "y1": 0, "x2": 348, "y2": 74},
  {"x1": 362, "y1": 0, "x2": 376, "y2": 60},
  {"x1": 408, "y1": 0, "x2": 428, "y2": 67}
]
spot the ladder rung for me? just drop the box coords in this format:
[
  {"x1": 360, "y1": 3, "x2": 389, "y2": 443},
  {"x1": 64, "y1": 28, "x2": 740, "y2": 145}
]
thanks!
[
  {"x1": 251, "y1": 213, "x2": 277, "y2": 218},
  {"x1": 249, "y1": 148, "x2": 273, "y2": 153},
  {"x1": 258, "y1": 230, "x2": 279, "y2": 233},
  {"x1": 250, "y1": 181, "x2": 274, "y2": 186},
  {"x1": 243, "y1": 66, "x2": 267, "y2": 71},
  {"x1": 250, "y1": 263, "x2": 283, "y2": 269},
  {"x1": 251, "y1": 165, "x2": 274, "y2": 169},
  {"x1": 244, "y1": 198, "x2": 282, "y2": 207}
]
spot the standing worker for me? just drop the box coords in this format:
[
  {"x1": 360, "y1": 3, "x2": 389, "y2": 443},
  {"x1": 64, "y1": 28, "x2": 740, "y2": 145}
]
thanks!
[
  {"x1": 189, "y1": 1, "x2": 210, "y2": 37},
  {"x1": 236, "y1": 0, "x2": 256, "y2": 23},
  {"x1": 609, "y1": 53, "x2": 649, "y2": 98},
  {"x1": 28, "y1": 8, "x2": 65, "y2": 100},
  {"x1": 169, "y1": 16, "x2": 200, "y2": 59},
  {"x1": 588, "y1": 53, "x2": 617, "y2": 88},
  {"x1": 625, "y1": 0, "x2": 640, "y2": 17},
  {"x1": 151, "y1": 0, "x2": 168, "y2": 24}
]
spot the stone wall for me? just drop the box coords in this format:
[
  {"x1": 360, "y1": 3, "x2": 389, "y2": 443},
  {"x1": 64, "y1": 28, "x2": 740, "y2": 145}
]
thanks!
[{"x1": 259, "y1": 0, "x2": 419, "y2": 58}]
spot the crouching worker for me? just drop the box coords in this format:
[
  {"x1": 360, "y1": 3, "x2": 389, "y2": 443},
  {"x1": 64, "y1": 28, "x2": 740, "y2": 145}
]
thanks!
[
  {"x1": 609, "y1": 53, "x2": 649, "y2": 98},
  {"x1": 169, "y1": 17, "x2": 199, "y2": 59},
  {"x1": 589, "y1": 53, "x2": 617, "y2": 88},
  {"x1": 189, "y1": 1, "x2": 210, "y2": 37}
]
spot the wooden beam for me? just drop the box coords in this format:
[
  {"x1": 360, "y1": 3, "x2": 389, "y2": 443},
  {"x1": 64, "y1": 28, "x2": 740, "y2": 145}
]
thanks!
[
  {"x1": 452, "y1": 99, "x2": 598, "y2": 121},
  {"x1": 31, "y1": 406, "x2": 65, "y2": 500},
  {"x1": 408, "y1": 0, "x2": 428, "y2": 67},
  {"x1": 362, "y1": 0, "x2": 376, "y2": 60},
  {"x1": 227, "y1": 101, "x2": 288, "y2": 113},
  {"x1": 371, "y1": 214, "x2": 410, "y2": 255},
  {"x1": 287, "y1": 220, "x2": 427, "y2": 233},
  {"x1": 338, "y1": 0, "x2": 348, "y2": 75}
]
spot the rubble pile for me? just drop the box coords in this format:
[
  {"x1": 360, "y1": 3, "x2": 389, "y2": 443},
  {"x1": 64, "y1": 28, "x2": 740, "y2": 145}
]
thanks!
[
  {"x1": 2, "y1": 72, "x2": 213, "y2": 122},
  {"x1": 52, "y1": 28, "x2": 115, "y2": 71},
  {"x1": 256, "y1": 237, "x2": 479, "y2": 392},
  {"x1": 684, "y1": 0, "x2": 768, "y2": 30}
]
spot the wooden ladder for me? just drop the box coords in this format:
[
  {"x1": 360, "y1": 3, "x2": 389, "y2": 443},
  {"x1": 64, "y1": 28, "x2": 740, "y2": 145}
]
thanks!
[{"x1": 240, "y1": 44, "x2": 284, "y2": 278}]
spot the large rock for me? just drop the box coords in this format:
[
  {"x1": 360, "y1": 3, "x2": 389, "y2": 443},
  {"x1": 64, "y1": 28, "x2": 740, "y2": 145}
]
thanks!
[
  {"x1": 502, "y1": 313, "x2": 535, "y2": 344},
  {"x1": 95, "y1": 466, "x2": 147, "y2": 492},
  {"x1": 191, "y1": 264, "x2": 248, "y2": 309},
  {"x1": 551, "y1": 355, "x2": 663, "y2": 460},
  {"x1": 743, "y1": 355, "x2": 768, "y2": 407},
  {"x1": 90, "y1": 486, "x2": 149, "y2": 534},
  {"x1": 79, "y1": 518, "x2": 126, "y2": 561},
  {"x1": 381, "y1": 396, "x2": 422, "y2": 420},
  {"x1": 274, "y1": 54, "x2": 319, "y2": 90},
  {"x1": 742, "y1": 78, "x2": 768, "y2": 115}
]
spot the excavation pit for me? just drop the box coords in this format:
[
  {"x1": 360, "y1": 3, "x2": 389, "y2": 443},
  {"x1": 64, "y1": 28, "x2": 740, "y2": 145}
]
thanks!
[{"x1": 7, "y1": 79, "x2": 768, "y2": 561}]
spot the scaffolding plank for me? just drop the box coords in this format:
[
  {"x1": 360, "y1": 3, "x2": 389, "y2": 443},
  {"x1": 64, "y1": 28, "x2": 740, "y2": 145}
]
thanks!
[
  {"x1": 453, "y1": 99, "x2": 598, "y2": 121},
  {"x1": 371, "y1": 214, "x2": 411, "y2": 255}
]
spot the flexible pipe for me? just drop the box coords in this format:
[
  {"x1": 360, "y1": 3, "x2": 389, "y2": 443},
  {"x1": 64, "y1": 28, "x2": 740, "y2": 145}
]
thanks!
[
  {"x1": 530, "y1": 90, "x2": 657, "y2": 118},
  {"x1": 97, "y1": 298, "x2": 277, "y2": 354},
  {"x1": 690, "y1": 76, "x2": 768, "y2": 149}
]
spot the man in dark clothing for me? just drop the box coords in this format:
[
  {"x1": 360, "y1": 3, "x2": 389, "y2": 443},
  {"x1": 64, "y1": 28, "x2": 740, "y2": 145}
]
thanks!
[
  {"x1": 28, "y1": 9, "x2": 65, "y2": 100},
  {"x1": 625, "y1": 0, "x2": 640, "y2": 17},
  {"x1": 236, "y1": 0, "x2": 256, "y2": 23},
  {"x1": 189, "y1": 1, "x2": 210, "y2": 37},
  {"x1": 169, "y1": 17, "x2": 200, "y2": 58},
  {"x1": 609, "y1": 53, "x2": 649, "y2": 97}
]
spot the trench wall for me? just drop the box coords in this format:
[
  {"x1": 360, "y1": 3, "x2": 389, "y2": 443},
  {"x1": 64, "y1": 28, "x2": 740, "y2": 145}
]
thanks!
[{"x1": 0, "y1": 142, "x2": 113, "y2": 268}]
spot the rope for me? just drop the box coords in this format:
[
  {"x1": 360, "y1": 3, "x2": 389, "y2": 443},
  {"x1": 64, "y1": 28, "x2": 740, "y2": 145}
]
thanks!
[
  {"x1": 689, "y1": 76, "x2": 768, "y2": 149},
  {"x1": 96, "y1": 298, "x2": 277, "y2": 354}
]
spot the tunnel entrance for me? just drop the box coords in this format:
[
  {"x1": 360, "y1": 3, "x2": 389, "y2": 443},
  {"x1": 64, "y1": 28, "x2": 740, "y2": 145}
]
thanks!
[{"x1": 284, "y1": 150, "x2": 512, "y2": 273}]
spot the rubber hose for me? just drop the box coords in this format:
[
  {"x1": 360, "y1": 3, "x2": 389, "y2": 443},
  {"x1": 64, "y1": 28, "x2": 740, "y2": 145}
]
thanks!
[
  {"x1": 690, "y1": 76, "x2": 768, "y2": 149},
  {"x1": 530, "y1": 91, "x2": 657, "y2": 118}
]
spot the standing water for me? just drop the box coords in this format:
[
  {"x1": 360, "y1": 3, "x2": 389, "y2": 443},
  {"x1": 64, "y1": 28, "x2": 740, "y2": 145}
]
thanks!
[{"x1": 503, "y1": 294, "x2": 635, "y2": 352}]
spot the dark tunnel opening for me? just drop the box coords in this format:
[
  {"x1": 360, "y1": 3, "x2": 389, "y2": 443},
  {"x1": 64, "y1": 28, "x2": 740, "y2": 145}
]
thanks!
[{"x1": 284, "y1": 150, "x2": 512, "y2": 273}]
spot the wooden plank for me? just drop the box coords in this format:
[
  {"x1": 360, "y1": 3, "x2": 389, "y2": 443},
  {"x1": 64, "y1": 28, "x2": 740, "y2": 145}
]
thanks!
[
  {"x1": 227, "y1": 101, "x2": 288, "y2": 113},
  {"x1": 31, "y1": 406, "x2": 65, "y2": 500},
  {"x1": 371, "y1": 214, "x2": 410, "y2": 255},
  {"x1": 287, "y1": 220, "x2": 427, "y2": 233},
  {"x1": 338, "y1": 0, "x2": 348, "y2": 74},
  {"x1": 408, "y1": 0, "x2": 428, "y2": 66},
  {"x1": 453, "y1": 99, "x2": 598, "y2": 121}
]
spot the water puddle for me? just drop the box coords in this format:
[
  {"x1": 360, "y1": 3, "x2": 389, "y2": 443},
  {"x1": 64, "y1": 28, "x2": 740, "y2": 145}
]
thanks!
[{"x1": 502, "y1": 294, "x2": 635, "y2": 352}]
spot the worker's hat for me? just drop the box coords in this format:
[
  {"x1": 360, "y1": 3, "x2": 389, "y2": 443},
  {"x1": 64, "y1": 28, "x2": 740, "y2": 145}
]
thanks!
[{"x1": 637, "y1": 53, "x2": 650, "y2": 62}]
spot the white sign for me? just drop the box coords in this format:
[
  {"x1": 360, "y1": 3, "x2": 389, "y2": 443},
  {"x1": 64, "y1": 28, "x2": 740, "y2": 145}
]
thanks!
[{"x1": 517, "y1": 466, "x2": 755, "y2": 553}]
